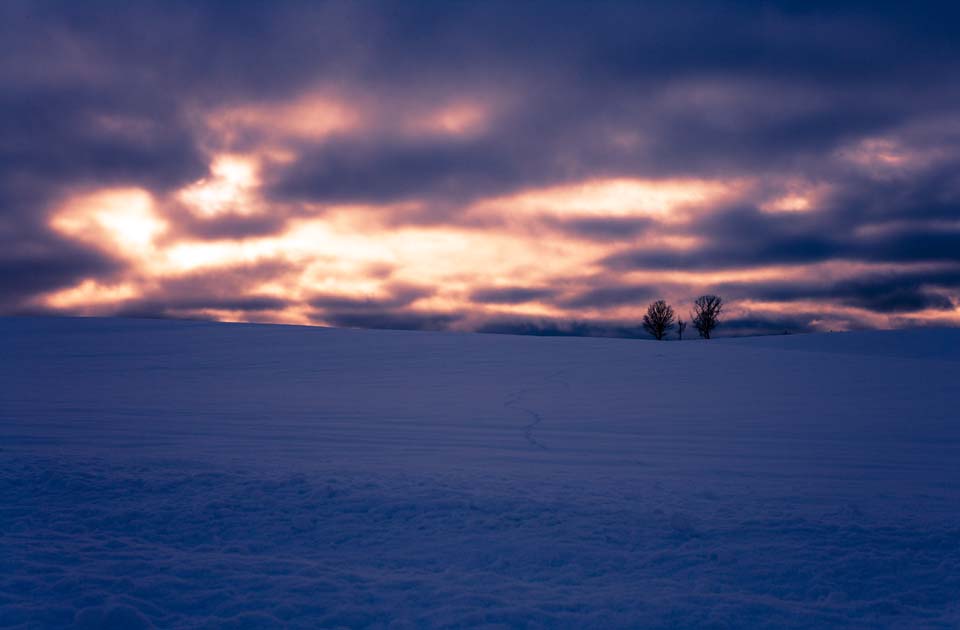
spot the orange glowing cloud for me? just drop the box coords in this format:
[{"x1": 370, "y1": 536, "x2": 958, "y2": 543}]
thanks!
[
  {"x1": 178, "y1": 154, "x2": 261, "y2": 218},
  {"x1": 44, "y1": 173, "x2": 614, "y2": 325},
  {"x1": 44, "y1": 279, "x2": 140, "y2": 311},
  {"x1": 36, "y1": 115, "x2": 960, "y2": 334},
  {"x1": 407, "y1": 102, "x2": 491, "y2": 137},
  {"x1": 477, "y1": 177, "x2": 744, "y2": 221},
  {"x1": 49, "y1": 188, "x2": 166, "y2": 258},
  {"x1": 206, "y1": 92, "x2": 361, "y2": 147}
]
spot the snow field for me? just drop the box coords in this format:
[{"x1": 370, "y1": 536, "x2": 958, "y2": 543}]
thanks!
[{"x1": 1, "y1": 317, "x2": 958, "y2": 628}]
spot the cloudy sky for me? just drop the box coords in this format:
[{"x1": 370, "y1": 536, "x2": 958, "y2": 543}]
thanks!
[{"x1": 3, "y1": 1, "x2": 960, "y2": 336}]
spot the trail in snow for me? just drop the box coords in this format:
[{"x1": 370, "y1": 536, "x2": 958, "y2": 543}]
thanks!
[{"x1": 503, "y1": 368, "x2": 571, "y2": 450}]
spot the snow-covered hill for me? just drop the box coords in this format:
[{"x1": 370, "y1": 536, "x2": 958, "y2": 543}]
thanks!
[{"x1": 2, "y1": 317, "x2": 958, "y2": 628}]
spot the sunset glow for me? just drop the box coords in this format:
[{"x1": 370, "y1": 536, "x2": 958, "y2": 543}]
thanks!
[
  {"x1": 480, "y1": 178, "x2": 740, "y2": 220},
  {"x1": 178, "y1": 155, "x2": 260, "y2": 218},
  {"x1": 50, "y1": 188, "x2": 166, "y2": 257},
  {"x1": 5, "y1": 1, "x2": 959, "y2": 336}
]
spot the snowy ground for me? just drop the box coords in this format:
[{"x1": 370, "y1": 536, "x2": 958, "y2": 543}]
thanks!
[{"x1": 1, "y1": 317, "x2": 959, "y2": 629}]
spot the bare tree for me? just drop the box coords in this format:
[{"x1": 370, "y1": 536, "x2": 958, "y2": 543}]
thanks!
[
  {"x1": 643, "y1": 300, "x2": 675, "y2": 340},
  {"x1": 691, "y1": 295, "x2": 723, "y2": 339},
  {"x1": 677, "y1": 319, "x2": 687, "y2": 340}
]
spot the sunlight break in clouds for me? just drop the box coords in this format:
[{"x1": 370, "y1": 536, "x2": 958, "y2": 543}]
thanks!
[
  {"x1": 50, "y1": 188, "x2": 166, "y2": 257},
  {"x1": 41, "y1": 149, "x2": 960, "y2": 332},
  {"x1": 45, "y1": 173, "x2": 613, "y2": 325},
  {"x1": 45, "y1": 280, "x2": 139, "y2": 311},
  {"x1": 8, "y1": 2, "x2": 960, "y2": 336},
  {"x1": 484, "y1": 178, "x2": 741, "y2": 220},
  {"x1": 178, "y1": 154, "x2": 261, "y2": 217}
]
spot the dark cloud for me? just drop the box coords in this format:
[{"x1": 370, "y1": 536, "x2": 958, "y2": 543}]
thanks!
[
  {"x1": 318, "y1": 311, "x2": 461, "y2": 332},
  {"x1": 677, "y1": 206, "x2": 844, "y2": 267},
  {"x1": 306, "y1": 283, "x2": 457, "y2": 331},
  {"x1": 249, "y1": 0, "x2": 960, "y2": 209},
  {"x1": 2, "y1": 1, "x2": 959, "y2": 335},
  {"x1": 605, "y1": 206, "x2": 960, "y2": 271},
  {"x1": 544, "y1": 217, "x2": 653, "y2": 241},
  {"x1": 469, "y1": 286, "x2": 557, "y2": 305},
  {"x1": 148, "y1": 259, "x2": 295, "y2": 298},
  {"x1": 66, "y1": 260, "x2": 298, "y2": 320},
  {"x1": 0, "y1": 237, "x2": 118, "y2": 309},
  {"x1": 477, "y1": 318, "x2": 648, "y2": 339},
  {"x1": 169, "y1": 212, "x2": 291, "y2": 241},
  {"x1": 308, "y1": 283, "x2": 432, "y2": 312},
  {"x1": 858, "y1": 231, "x2": 960, "y2": 265},
  {"x1": 719, "y1": 315, "x2": 818, "y2": 337},
  {"x1": 561, "y1": 285, "x2": 656, "y2": 309},
  {"x1": 716, "y1": 269, "x2": 960, "y2": 314},
  {"x1": 269, "y1": 137, "x2": 523, "y2": 205},
  {"x1": 112, "y1": 296, "x2": 289, "y2": 320}
]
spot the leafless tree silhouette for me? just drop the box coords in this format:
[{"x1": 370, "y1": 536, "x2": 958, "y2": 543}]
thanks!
[
  {"x1": 677, "y1": 319, "x2": 687, "y2": 340},
  {"x1": 643, "y1": 300, "x2": 675, "y2": 340},
  {"x1": 692, "y1": 295, "x2": 723, "y2": 339}
]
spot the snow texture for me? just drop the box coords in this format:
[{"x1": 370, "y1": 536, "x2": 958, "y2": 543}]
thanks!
[{"x1": 1, "y1": 317, "x2": 959, "y2": 629}]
